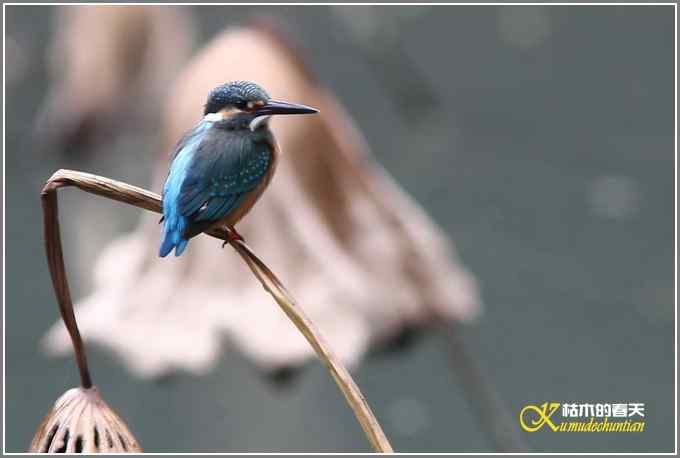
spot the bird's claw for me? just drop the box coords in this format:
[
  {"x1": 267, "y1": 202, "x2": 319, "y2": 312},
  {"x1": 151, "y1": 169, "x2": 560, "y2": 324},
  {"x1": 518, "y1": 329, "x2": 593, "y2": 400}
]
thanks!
[{"x1": 222, "y1": 228, "x2": 244, "y2": 248}]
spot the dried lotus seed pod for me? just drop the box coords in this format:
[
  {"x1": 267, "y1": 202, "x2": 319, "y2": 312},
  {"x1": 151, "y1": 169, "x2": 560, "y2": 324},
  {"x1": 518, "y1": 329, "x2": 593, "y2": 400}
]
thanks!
[{"x1": 29, "y1": 386, "x2": 141, "y2": 453}]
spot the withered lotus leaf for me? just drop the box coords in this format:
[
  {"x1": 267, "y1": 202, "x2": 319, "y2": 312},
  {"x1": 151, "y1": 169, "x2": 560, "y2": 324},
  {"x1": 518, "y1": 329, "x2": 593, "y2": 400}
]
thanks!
[{"x1": 43, "y1": 20, "x2": 481, "y2": 378}]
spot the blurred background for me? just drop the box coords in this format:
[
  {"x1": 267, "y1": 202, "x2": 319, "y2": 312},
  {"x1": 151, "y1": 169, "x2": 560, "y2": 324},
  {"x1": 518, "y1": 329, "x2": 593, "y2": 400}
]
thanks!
[{"x1": 4, "y1": 5, "x2": 675, "y2": 453}]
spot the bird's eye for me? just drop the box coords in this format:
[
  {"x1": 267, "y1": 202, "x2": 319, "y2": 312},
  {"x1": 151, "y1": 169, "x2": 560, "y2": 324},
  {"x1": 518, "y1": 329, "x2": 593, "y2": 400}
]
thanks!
[{"x1": 235, "y1": 101, "x2": 248, "y2": 110}]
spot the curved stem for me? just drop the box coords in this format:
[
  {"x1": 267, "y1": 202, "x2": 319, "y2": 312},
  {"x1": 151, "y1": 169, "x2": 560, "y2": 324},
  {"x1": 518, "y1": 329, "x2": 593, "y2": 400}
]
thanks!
[
  {"x1": 41, "y1": 183, "x2": 92, "y2": 388},
  {"x1": 230, "y1": 240, "x2": 393, "y2": 452},
  {"x1": 40, "y1": 169, "x2": 393, "y2": 453}
]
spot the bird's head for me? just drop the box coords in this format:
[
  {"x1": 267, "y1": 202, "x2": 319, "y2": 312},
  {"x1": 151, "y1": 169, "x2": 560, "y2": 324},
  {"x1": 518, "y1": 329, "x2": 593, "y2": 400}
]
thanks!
[{"x1": 203, "y1": 81, "x2": 318, "y2": 131}]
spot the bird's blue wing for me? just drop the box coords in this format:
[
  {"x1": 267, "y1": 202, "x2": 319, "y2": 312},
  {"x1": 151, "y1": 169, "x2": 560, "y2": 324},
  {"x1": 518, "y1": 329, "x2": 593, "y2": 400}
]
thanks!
[
  {"x1": 160, "y1": 122, "x2": 271, "y2": 257},
  {"x1": 179, "y1": 128, "x2": 271, "y2": 235},
  {"x1": 160, "y1": 120, "x2": 214, "y2": 257}
]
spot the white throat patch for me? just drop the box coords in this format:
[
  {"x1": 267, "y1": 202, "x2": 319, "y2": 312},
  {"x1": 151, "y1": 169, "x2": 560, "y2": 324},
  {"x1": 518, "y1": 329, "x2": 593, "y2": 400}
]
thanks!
[
  {"x1": 249, "y1": 115, "x2": 271, "y2": 131},
  {"x1": 203, "y1": 112, "x2": 223, "y2": 122}
]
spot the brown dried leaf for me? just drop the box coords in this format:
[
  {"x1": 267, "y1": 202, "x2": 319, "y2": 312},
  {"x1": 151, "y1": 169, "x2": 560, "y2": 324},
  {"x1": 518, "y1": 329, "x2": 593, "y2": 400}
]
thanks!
[
  {"x1": 35, "y1": 5, "x2": 195, "y2": 152},
  {"x1": 43, "y1": 21, "x2": 481, "y2": 377}
]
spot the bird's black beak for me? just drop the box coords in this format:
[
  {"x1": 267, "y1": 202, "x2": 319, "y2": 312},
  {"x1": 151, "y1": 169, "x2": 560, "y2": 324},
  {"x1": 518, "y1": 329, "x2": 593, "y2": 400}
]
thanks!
[{"x1": 255, "y1": 99, "x2": 319, "y2": 116}]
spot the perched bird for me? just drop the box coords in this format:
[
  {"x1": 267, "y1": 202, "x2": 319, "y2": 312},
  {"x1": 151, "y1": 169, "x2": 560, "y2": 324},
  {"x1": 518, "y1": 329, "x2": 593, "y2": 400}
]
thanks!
[{"x1": 159, "y1": 81, "x2": 318, "y2": 257}]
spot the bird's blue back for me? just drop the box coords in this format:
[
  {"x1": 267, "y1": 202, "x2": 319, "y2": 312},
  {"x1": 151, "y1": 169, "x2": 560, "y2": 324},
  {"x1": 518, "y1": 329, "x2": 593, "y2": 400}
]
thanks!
[{"x1": 159, "y1": 119, "x2": 271, "y2": 257}]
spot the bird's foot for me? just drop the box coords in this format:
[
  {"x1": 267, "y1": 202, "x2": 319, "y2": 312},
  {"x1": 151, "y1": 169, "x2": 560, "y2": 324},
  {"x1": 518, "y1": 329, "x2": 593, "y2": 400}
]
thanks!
[{"x1": 222, "y1": 227, "x2": 244, "y2": 248}]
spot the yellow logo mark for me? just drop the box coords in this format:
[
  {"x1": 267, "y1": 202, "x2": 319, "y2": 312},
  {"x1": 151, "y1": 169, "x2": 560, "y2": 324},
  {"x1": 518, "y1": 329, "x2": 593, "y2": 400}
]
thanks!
[{"x1": 519, "y1": 402, "x2": 561, "y2": 432}]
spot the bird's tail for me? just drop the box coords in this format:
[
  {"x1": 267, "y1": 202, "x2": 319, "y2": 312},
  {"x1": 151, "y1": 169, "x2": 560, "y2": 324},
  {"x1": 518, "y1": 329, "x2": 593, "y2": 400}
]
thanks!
[{"x1": 159, "y1": 225, "x2": 189, "y2": 257}]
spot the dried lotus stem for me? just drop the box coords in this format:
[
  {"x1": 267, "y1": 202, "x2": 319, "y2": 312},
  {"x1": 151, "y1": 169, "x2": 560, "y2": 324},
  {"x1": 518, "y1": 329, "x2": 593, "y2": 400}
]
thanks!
[{"x1": 40, "y1": 169, "x2": 394, "y2": 453}]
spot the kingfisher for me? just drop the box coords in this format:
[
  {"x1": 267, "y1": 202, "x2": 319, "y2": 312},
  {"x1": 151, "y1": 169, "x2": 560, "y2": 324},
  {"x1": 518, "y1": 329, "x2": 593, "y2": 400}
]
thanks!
[{"x1": 159, "y1": 81, "x2": 318, "y2": 257}]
